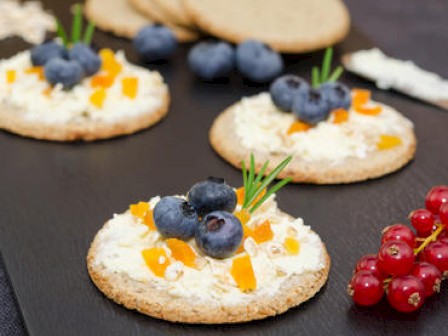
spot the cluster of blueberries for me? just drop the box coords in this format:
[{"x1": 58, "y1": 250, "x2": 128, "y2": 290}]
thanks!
[
  {"x1": 153, "y1": 177, "x2": 243, "y2": 259},
  {"x1": 134, "y1": 25, "x2": 283, "y2": 83},
  {"x1": 31, "y1": 41, "x2": 101, "y2": 89},
  {"x1": 270, "y1": 75, "x2": 352, "y2": 125}
]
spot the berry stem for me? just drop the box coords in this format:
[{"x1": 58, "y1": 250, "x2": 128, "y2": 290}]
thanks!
[{"x1": 414, "y1": 224, "x2": 445, "y2": 255}]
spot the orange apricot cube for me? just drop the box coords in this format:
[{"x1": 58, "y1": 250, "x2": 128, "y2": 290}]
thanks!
[
  {"x1": 122, "y1": 77, "x2": 138, "y2": 99},
  {"x1": 235, "y1": 209, "x2": 251, "y2": 225},
  {"x1": 284, "y1": 237, "x2": 300, "y2": 255},
  {"x1": 90, "y1": 74, "x2": 115, "y2": 88},
  {"x1": 355, "y1": 105, "x2": 382, "y2": 116},
  {"x1": 166, "y1": 238, "x2": 196, "y2": 267},
  {"x1": 236, "y1": 187, "x2": 245, "y2": 206},
  {"x1": 42, "y1": 87, "x2": 53, "y2": 97},
  {"x1": 332, "y1": 108, "x2": 349, "y2": 124},
  {"x1": 142, "y1": 247, "x2": 170, "y2": 277},
  {"x1": 89, "y1": 88, "x2": 106, "y2": 108},
  {"x1": 252, "y1": 220, "x2": 273, "y2": 243},
  {"x1": 25, "y1": 66, "x2": 45, "y2": 80},
  {"x1": 130, "y1": 201, "x2": 149, "y2": 218},
  {"x1": 377, "y1": 135, "x2": 402, "y2": 150},
  {"x1": 231, "y1": 254, "x2": 257, "y2": 292},
  {"x1": 143, "y1": 210, "x2": 156, "y2": 230},
  {"x1": 6, "y1": 70, "x2": 16, "y2": 84},
  {"x1": 352, "y1": 88, "x2": 371, "y2": 108},
  {"x1": 99, "y1": 49, "x2": 122, "y2": 77},
  {"x1": 287, "y1": 120, "x2": 311, "y2": 135}
]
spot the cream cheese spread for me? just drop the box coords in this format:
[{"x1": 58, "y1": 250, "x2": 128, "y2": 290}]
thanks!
[
  {"x1": 93, "y1": 195, "x2": 326, "y2": 304},
  {"x1": 347, "y1": 48, "x2": 448, "y2": 102},
  {"x1": 0, "y1": 50, "x2": 167, "y2": 124},
  {"x1": 0, "y1": 0, "x2": 55, "y2": 44},
  {"x1": 234, "y1": 93, "x2": 413, "y2": 163}
]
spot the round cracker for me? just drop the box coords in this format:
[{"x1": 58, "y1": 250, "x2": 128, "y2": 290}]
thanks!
[
  {"x1": 209, "y1": 102, "x2": 417, "y2": 184},
  {"x1": 85, "y1": 0, "x2": 154, "y2": 39},
  {"x1": 184, "y1": 0, "x2": 350, "y2": 53},
  {"x1": 87, "y1": 211, "x2": 330, "y2": 324},
  {"x1": 154, "y1": 0, "x2": 196, "y2": 28},
  {"x1": 129, "y1": 0, "x2": 200, "y2": 42},
  {"x1": 0, "y1": 90, "x2": 170, "y2": 142}
]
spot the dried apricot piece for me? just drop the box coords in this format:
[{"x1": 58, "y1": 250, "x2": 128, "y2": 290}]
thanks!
[
  {"x1": 25, "y1": 66, "x2": 45, "y2": 80},
  {"x1": 284, "y1": 237, "x2": 300, "y2": 255},
  {"x1": 42, "y1": 87, "x2": 52, "y2": 97},
  {"x1": 332, "y1": 108, "x2": 349, "y2": 124},
  {"x1": 6, "y1": 70, "x2": 16, "y2": 84},
  {"x1": 235, "y1": 208, "x2": 251, "y2": 225},
  {"x1": 130, "y1": 202, "x2": 149, "y2": 218},
  {"x1": 122, "y1": 77, "x2": 138, "y2": 99},
  {"x1": 143, "y1": 210, "x2": 156, "y2": 230},
  {"x1": 99, "y1": 49, "x2": 122, "y2": 77},
  {"x1": 236, "y1": 224, "x2": 255, "y2": 253},
  {"x1": 231, "y1": 254, "x2": 257, "y2": 292},
  {"x1": 252, "y1": 220, "x2": 273, "y2": 243},
  {"x1": 287, "y1": 120, "x2": 311, "y2": 135},
  {"x1": 236, "y1": 187, "x2": 245, "y2": 205},
  {"x1": 355, "y1": 105, "x2": 382, "y2": 116},
  {"x1": 166, "y1": 238, "x2": 196, "y2": 267},
  {"x1": 89, "y1": 88, "x2": 106, "y2": 108},
  {"x1": 352, "y1": 88, "x2": 371, "y2": 108},
  {"x1": 377, "y1": 135, "x2": 402, "y2": 150},
  {"x1": 90, "y1": 74, "x2": 114, "y2": 88},
  {"x1": 142, "y1": 247, "x2": 170, "y2": 277}
]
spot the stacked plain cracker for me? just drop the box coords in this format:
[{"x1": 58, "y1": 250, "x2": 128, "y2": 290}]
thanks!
[{"x1": 85, "y1": 0, "x2": 350, "y2": 52}]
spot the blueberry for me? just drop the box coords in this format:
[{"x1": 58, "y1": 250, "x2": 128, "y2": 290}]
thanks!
[
  {"x1": 195, "y1": 211, "x2": 243, "y2": 259},
  {"x1": 235, "y1": 40, "x2": 283, "y2": 83},
  {"x1": 133, "y1": 25, "x2": 177, "y2": 62},
  {"x1": 188, "y1": 177, "x2": 237, "y2": 217},
  {"x1": 188, "y1": 41, "x2": 235, "y2": 80},
  {"x1": 44, "y1": 58, "x2": 84, "y2": 89},
  {"x1": 30, "y1": 41, "x2": 67, "y2": 66},
  {"x1": 68, "y1": 43, "x2": 101, "y2": 77},
  {"x1": 292, "y1": 88, "x2": 331, "y2": 125},
  {"x1": 270, "y1": 75, "x2": 309, "y2": 112},
  {"x1": 153, "y1": 196, "x2": 199, "y2": 240},
  {"x1": 320, "y1": 82, "x2": 352, "y2": 110}
]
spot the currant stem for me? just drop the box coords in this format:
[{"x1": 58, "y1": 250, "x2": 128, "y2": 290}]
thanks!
[{"x1": 414, "y1": 224, "x2": 445, "y2": 255}]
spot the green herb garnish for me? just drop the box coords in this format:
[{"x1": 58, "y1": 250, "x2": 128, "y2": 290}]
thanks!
[
  {"x1": 311, "y1": 47, "x2": 344, "y2": 88},
  {"x1": 241, "y1": 154, "x2": 293, "y2": 213},
  {"x1": 56, "y1": 4, "x2": 96, "y2": 47}
]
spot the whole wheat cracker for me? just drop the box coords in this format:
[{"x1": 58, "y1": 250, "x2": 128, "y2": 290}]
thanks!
[
  {"x1": 183, "y1": 0, "x2": 350, "y2": 53},
  {"x1": 209, "y1": 103, "x2": 417, "y2": 184},
  {"x1": 87, "y1": 211, "x2": 330, "y2": 324},
  {"x1": 154, "y1": 0, "x2": 196, "y2": 28},
  {"x1": 0, "y1": 90, "x2": 170, "y2": 141},
  {"x1": 129, "y1": 0, "x2": 200, "y2": 42}
]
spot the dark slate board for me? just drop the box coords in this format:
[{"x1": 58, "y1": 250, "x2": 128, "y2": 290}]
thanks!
[{"x1": 1, "y1": 1, "x2": 447, "y2": 335}]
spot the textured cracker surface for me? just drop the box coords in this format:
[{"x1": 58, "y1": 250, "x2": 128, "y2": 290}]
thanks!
[
  {"x1": 154, "y1": 0, "x2": 195, "y2": 28},
  {"x1": 87, "y1": 212, "x2": 330, "y2": 324},
  {"x1": 183, "y1": 0, "x2": 350, "y2": 53},
  {"x1": 0, "y1": 90, "x2": 170, "y2": 142},
  {"x1": 129, "y1": 0, "x2": 199, "y2": 42},
  {"x1": 209, "y1": 104, "x2": 417, "y2": 184}
]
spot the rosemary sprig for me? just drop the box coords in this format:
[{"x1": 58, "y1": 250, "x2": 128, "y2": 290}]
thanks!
[
  {"x1": 241, "y1": 154, "x2": 293, "y2": 214},
  {"x1": 311, "y1": 47, "x2": 344, "y2": 88},
  {"x1": 55, "y1": 4, "x2": 96, "y2": 47}
]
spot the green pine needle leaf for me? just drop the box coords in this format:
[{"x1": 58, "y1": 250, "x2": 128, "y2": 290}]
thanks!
[
  {"x1": 328, "y1": 66, "x2": 344, "y2": 82},
  {"x1": 241, "y1": 160, "x2": 248, "y2": 207},
  {"x1": 312, "y1": 66, "x2": 320, "y2": 88},
  {"x1": 250, "y1": 178, "x2": 292, "y2": 213},
  {"x1": 320, "y1": 47, "x2": 333, "y2": 83},
  {"x1": 71, "y1": 4, "x2": 83, "y2": 43},
  {"x1": 83, "y1": 21, "x2": 95, "y2": 45},
  {"x1": 56, "y1": 19, "x2": 69, "y2": 46}
]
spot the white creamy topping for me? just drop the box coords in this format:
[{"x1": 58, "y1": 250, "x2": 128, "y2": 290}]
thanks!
[
  {"x1": 348, "y1": 48, "x2": 448, "y2": 102},
  {"x1": 93, "y1": 196, "x2": 326, "y2": 304},
  {"x1": 0, "y1": 0, "x2": 55, "y2": 44},
  {"x1": 234, "y1": 93, "x2": 413, "y2": 163},
  {"x1": 0, "y1": 50, "x2": 167, "y2": 124}
]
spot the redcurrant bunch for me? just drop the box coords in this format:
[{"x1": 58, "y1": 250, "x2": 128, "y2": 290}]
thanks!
[{"x1": 348, "y1": 185, "x2": 448, "y2": 313}]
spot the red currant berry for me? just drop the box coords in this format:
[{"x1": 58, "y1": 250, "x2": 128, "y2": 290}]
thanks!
[
  {"x1": 409, "y1": 209, "x2": 434, "y2": 235},
  {"x1": 425, "y1": 185, "x2": 448, "y2": 215},
  {"x1": 437, "y1": 230, "x2": 448, "y2": 244},
  {"x1": 348, "y1": 270, "x2": 384, "y2": 306},
  {"x1": 355, "y1": 254, "x2": 385, "y2": 280},
  {"x1": 378, "y1": 240, "x2": 415, "y2": 276},
  {"x1": 381, "y1": 224, "x2": 416, "y2": 248},
  {"x1": 422, "y1": 241, "x2": 448, "y2": 276},
  {"x1": 387, "y1": 275, "x2": 426, "y2": 313},
  {"x1": 411, "y1": 262, "x2": 442, "y2": 297},
  {"x1": 439, "y1": 203, "x2": 448, "y2": 225}
]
